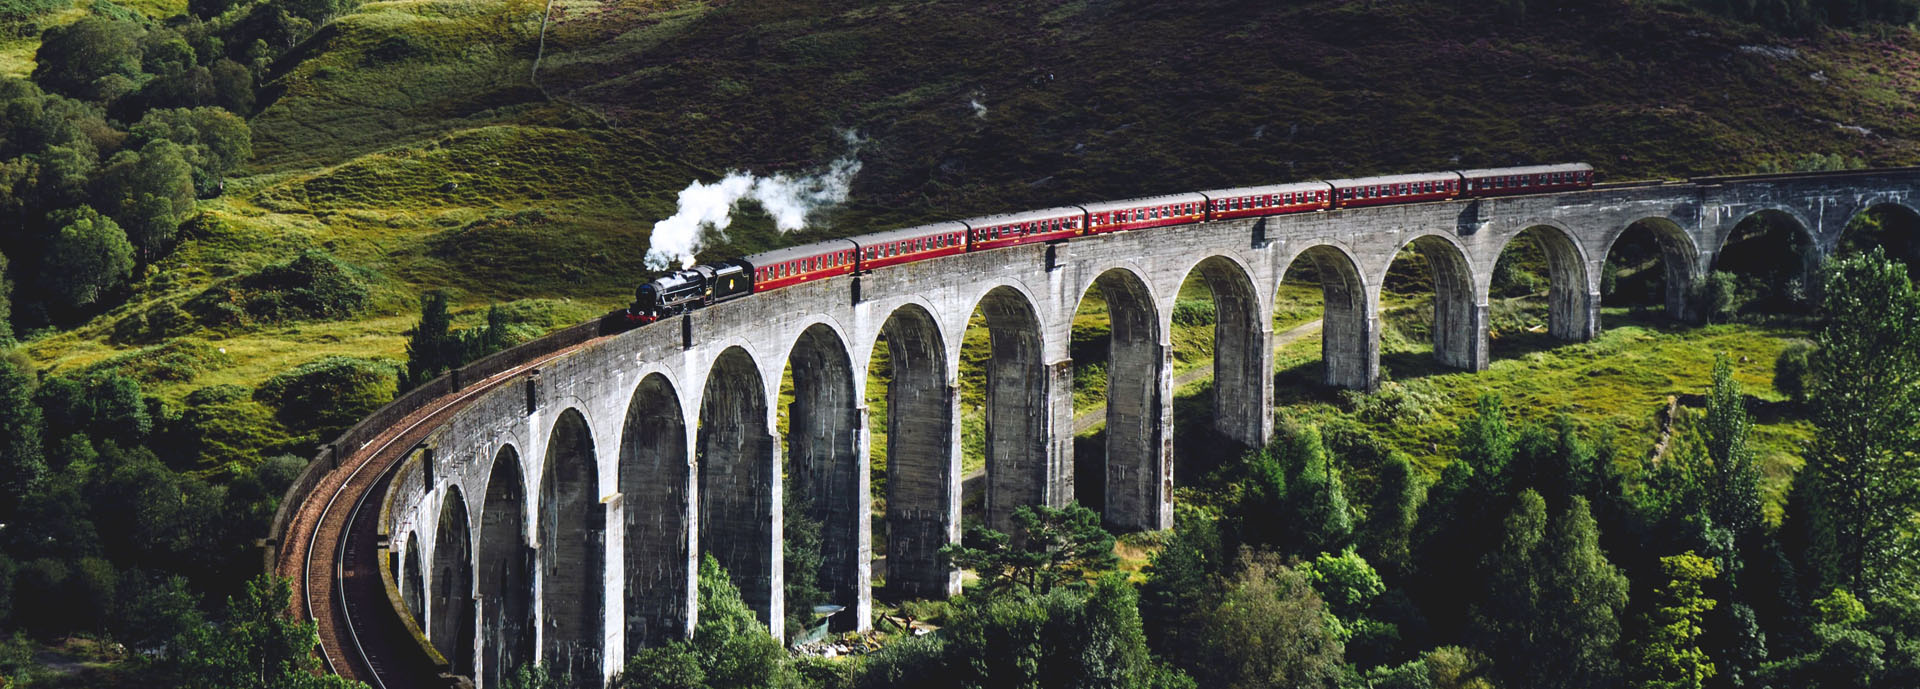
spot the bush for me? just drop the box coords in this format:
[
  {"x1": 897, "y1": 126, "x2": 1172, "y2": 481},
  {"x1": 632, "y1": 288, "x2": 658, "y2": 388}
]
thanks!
[
  {"x1": 189, "y1": 250, "x2": 372, "y2": 326},
  {"x1": 1690, "y1": 270, "x2": 1740, "y2": 324},
  {"x1": 167, "y1": 384, "x2": 293, "y2": 473},
  {"x1": 253, "y1": 356, "x2": 397, "y2": 436},
  {"x1": 1774, "y1": 340, "x2": 1814, "y2": 403}
]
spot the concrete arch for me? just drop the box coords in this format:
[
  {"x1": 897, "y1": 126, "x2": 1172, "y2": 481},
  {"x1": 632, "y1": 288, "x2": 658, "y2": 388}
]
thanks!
[
  {"x1": 539, "y1": 409, "x2": 604, "y2": 687},
  {"x1": 618, "y1": 373, "x2": 691, "y2": 652},
  {"x1": 875, "y1": 303, "x2": 961, "y2": 599},
  {"x1": 1176, "y1": 254, "x2": 1271, "y2": 447},
  {"x1": 478, "y1": 446, "x2": 532, "y2": 688},
  {"x1": 1281, "y1": 243, "x2": 1378, "y2": 390},
  {"x1": 782, "y1": 323, "x2": 865, "y2": 626},
  {"x1": 1603, "y1": 217, "x2": 1700, "y2": 320},
  {"x1": 430, "y1": 488, "x2": 476, "y2": 675},
  {"x1": 1390, "y1": 234, "x2": 1485, "y2": 371},
  {"x1": 698, "y1": 346, "x2": 779, "y2": 635},
  {"x1": 402, "y1": 533, "x2": 424, "y2": 629},
  {"x1": 1079, "y1": 267, "x2": 1170, "y2": 532},
  {"x1": 1499, "y1": 223, "x2": 1594, "y2": 341}
]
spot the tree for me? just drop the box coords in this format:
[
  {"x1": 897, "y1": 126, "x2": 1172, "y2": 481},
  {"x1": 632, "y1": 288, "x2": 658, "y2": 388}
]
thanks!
[
  {"x1": 1189, "y1": 552, "x2": 1344, "y2": 689},
  {"x1": 1703, "y1": 354, "x2": 1765, "y2": 558},
  {"x1": 30, "y1": 18, "x2": 145, "y2": 100},
  {"x1": 1140, "y1": 514, "x2": 1222, "y2": 659},
  {"x1": 618, "y1": 555, "x2": 783, "y2": 689},
  {"x1": 939, "y1": 502, "x2": 1116, "y2": 596},
  {"x1": 163, "y1": 574, "x2": 366, "y2": 689},
  {"x1": 1773, "y1": 341, "x2": 1814, "y2": 404},
  {"x1": 1627, "y1": 552, "x2": 1720, "y2": 689},
  {"x1": 1470, "y1": 492, "x2": 1628, "y2": 689},
  {"x1": 1360, "y1": 451, "x2": 1421, "y2": 580},
  {"x1": 0, "y1": 250, "x2": 12, "y2": 341},
  {"x1": 94, "y1": 139, "x2": 198, "y2": 261},
  {"x1": 403, "y1": 290, "x2": 458, "y2": 389},
  {"x1": 0, "y1": 357, "x2": 44, "y2": 517},
  {"x1": 1410, "y1": 395, "x2": 1517, "y2": 640},
  {"x1": 1800, "y1": 248, "x2": 1920, "y2": 597},
  {"x1": 129, "y1": 107, "x2": 252, "y2": 196},
  {"x1": 1691, "y1": 271, "x2": 1740, "y2": 323},
  {"x1": 927, "y1": 576, "x2": 1188, "y2": 689},
  {"x1": 40, "y1": 206, "x2": 135, "y2": 317},
  {"x1": 1233, "y1": 421, "x2": 1352, "y2": 559}
]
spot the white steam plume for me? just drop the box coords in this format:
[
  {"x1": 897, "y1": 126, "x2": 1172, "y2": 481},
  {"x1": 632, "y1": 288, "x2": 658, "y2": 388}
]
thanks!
[{"x1": 644, "y1": 134, "x2": 865, "y2": 271}]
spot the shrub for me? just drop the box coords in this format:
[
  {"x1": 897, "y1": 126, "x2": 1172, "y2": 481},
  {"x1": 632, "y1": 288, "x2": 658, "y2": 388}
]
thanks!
[
  {"x1": 188, "y1": 250, "x2": 372, "y2": 326},
  {"x1": 1690, "y1": 270, "x2": 1740, "y2": 323},
  {"x1": 253, "y1": 356, "x2": 397, "y2": 437},
  {"x1": 1774, "y1": 340, "x2": 1814, "y2": 403}
]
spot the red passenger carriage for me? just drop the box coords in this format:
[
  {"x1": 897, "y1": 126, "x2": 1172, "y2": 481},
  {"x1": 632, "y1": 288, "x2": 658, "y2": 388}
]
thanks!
[
  {"x1": 1457, "y1": 163, "x2": 1594, "y2": 197},
  {"x1": 743, "y1": 239, "x2": 859, "y2": 292},
  {"x1": 1082, "y1": 192, "x2": 1209, "y2": 234},
  {"x1": 855, "y1": 222, "x2": 969, "y2": 270},
  {"x1": 1327, "y1": 171, "x2": 1461, "y2": 209},
  {"x1": 1200, "y1": 182, "x2": 1333, "y2": 221},
  {"x1": 963, "y1": 207, "x2": 1085, "y2": 251}
]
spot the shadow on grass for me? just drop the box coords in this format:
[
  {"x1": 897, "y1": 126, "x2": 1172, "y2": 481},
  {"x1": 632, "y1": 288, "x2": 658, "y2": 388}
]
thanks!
[{"x1": 1379, "y1": 350, "x2": 1454, "y2": 381}]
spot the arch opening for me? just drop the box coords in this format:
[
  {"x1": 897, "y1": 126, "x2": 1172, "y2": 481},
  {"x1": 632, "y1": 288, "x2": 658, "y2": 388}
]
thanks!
[
  {"x1": 1713, "y1": 210, "x2": 1818, "y2": 317},
  {"x1": 778, "y1": 325, "x2": 863, "y2": 636},
  {"x1": 539, "y1": 409, "x2": 604, "y2": 687},
  {"x1": 1274, "y1": 245, "x2": 1376, "y2": 391},
  {"x1": 870, "y1": 305, "x2": 959, "y2": 600},
  {"x1": 478, "y1": 447, "x2": 532, "y2": 688},
  {"x1": 1601, "y1": 218, "x2": 1698, "y2": 325},
  {"x1": 1072, "y1": 269, "x2": 1169, "y2": 532},
  {"x1": 1490, "y1": 226, "x2": 1592, "y2": 356},
  {"x1": 1840, "y1": 202, "x2": 1920, "y2": 276},
  {"x1": 619, "y1": 374, "x2": 690, "y2": 653},
  {"x1": 1378, "y1": 236, "x2": 1482, "y2": 378},
  {"x1": 698, "y1": 347, "x2": 778, "y2": 632},
  {"x1": 430, "y1": 489, "x2": 476, "y2": 675},
  {"x1": 402, "y1": 534, "x2": 424, "y2": 630},
  {"x1": 1167, "y1": 258, "x2": 1263, "y2": 485}
]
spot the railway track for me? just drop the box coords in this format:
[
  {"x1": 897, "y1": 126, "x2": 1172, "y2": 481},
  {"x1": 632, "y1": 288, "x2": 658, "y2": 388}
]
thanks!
[{"x1": 275, "y1": 341, "x2": 605, "y2": 687}]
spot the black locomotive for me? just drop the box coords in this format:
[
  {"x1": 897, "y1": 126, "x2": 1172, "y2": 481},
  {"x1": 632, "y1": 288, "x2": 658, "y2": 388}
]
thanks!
[{"x1": 627, "y1": 261, "x2": 752, "y2": 323}]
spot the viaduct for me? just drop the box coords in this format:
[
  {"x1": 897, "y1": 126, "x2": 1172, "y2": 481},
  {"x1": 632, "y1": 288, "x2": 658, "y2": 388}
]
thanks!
[{"x1": 270, "y1": 168, "x2": 1920, "y2": 689}]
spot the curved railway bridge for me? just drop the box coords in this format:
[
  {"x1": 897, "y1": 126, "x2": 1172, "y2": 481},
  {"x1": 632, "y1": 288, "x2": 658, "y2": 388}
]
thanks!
[{"x1": 270, "y1": 168, "x2": 1920, "y2": 688}]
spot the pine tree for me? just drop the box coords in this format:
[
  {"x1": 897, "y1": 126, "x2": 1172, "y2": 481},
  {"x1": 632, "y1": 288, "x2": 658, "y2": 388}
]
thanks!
[{"x1": 402, "y1": 291, "x2": 455, "y2": 389}]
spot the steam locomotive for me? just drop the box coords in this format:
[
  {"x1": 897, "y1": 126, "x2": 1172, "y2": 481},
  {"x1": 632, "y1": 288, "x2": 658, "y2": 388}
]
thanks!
[{"x1": 626, "y1": 163, "x2": 1594, "y2": 323}]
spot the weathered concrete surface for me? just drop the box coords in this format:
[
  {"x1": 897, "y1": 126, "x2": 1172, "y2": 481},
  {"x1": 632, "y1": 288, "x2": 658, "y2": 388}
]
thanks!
[{"x1": 378, "y1": 170, "x2": 1917, "y2": 687}]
